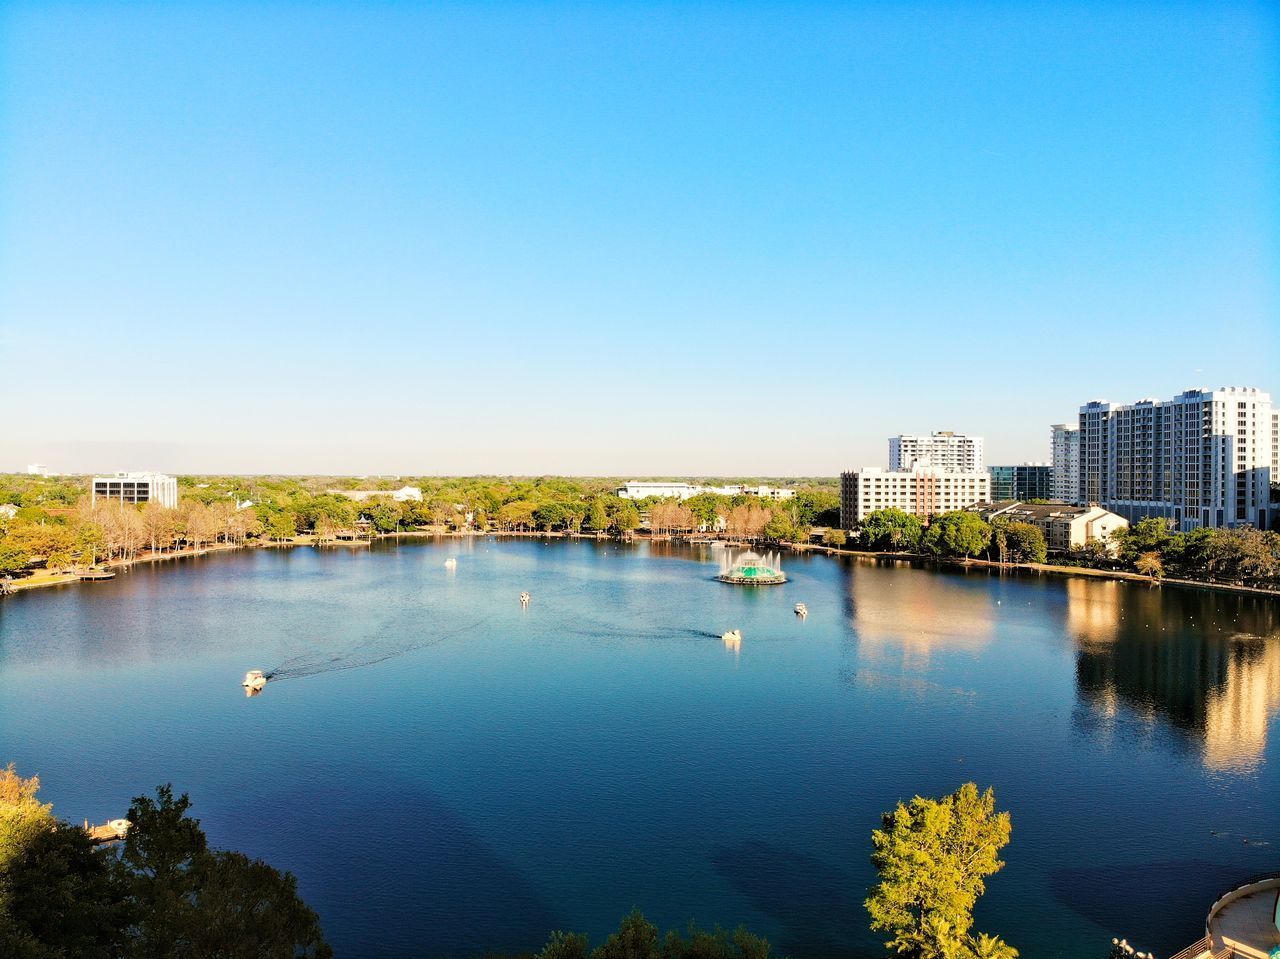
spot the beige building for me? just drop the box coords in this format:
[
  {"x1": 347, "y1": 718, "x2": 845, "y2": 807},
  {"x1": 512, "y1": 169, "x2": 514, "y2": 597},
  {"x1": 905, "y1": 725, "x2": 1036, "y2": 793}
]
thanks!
[
  {"x1": 974, "y1": 501, "x2": 1128, "y2": 552},
  {"x1": 840, "y1": 466, "x2": 990, "y2": 526}
]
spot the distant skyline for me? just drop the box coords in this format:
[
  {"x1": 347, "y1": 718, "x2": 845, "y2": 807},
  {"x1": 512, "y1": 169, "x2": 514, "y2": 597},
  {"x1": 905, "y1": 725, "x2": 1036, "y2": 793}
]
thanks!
[{"x1": 2, "y1": 2, "x2": 1277, "y2": 475}]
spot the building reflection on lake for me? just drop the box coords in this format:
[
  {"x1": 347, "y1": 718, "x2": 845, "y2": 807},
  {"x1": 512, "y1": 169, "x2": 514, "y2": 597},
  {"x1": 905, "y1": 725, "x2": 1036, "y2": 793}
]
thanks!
[
  {"x1": 844, "y1": 561, "x2": 997, "y2": 668},
  {"x1": 1069, "y1": 578, "x2": 1280, "y2": 771}
]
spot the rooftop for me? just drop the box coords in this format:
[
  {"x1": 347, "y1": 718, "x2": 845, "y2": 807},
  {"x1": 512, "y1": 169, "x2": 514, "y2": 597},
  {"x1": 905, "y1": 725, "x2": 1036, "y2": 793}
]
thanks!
[
  {"x1": 1208, "y1": 876, "x2": 1280, "y2": 958},
  {"x1": 973, "y1": 501, "x2": 1097, "y2": 520}
]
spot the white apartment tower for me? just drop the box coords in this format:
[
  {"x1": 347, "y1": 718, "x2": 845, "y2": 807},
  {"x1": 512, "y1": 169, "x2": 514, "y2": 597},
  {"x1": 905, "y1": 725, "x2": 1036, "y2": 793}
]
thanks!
[
  {"x1": 839, "y1": 466, "x2": 991, "y2": 527},
  {"x1": 1050, "y1": 424, "x2": 1081, "y2": 504},
  {"x1": 1078, "y1": 387, "x2": 1273, "y2": 531},
  {"x1": 889, "y1": 432, "x2": 984, "y2": 472},
  {"x1": 1273, "y1": 409, "x2": 1280, "y2": 479}
]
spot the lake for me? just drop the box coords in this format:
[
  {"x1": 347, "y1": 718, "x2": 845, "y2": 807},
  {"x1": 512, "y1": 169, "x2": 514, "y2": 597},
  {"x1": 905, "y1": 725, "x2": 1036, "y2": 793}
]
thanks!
[{"x1": 1, "y1": 538, "x2": 1277, "y2": 958}]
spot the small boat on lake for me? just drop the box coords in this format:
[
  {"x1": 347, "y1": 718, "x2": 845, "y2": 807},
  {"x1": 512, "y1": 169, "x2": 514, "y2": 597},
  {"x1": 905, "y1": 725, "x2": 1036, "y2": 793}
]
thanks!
[
  {"x1": 444, "y1": 558, "x2": 457, "y2": 569},
  {"x1": 242, "y1": 670, "x2": 267, "y2": 696},
  {"x1": 519, "y1": 591, "x2": 531, "y2": 607},
  {"x1": 795, "y1": 603, "x2": 808, "y2": 617}
]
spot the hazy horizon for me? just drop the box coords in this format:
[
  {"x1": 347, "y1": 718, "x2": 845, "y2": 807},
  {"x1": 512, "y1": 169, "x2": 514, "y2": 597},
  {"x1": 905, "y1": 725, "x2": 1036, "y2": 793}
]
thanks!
[{"x1": 3, "y1": 3, "x2": 1277, "y2": 475}]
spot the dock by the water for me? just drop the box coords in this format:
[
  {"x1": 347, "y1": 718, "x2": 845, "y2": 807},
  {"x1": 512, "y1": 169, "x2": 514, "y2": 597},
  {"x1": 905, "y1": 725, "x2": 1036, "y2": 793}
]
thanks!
[{"x1": 84, "y1": 818, "x2": 130, "y2": 844}]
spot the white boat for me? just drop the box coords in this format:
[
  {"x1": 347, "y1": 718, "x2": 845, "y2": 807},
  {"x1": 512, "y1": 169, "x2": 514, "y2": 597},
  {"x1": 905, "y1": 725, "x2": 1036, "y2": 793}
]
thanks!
[
  {"x1": 444, "y1": 558, "x2": 457, "y2": 569},
  {"x1": 721, "y1": 629, "x2": 742, "y2": 643},
  {"x1": 242, "y1": 670, "x2": 267, "y2": 694},
  {"x1": 519, "y1": 591, "x2": 531, "y2": 606},
  {"x1": 794, "y1": 603, "x2": 808, "y2": 617}
]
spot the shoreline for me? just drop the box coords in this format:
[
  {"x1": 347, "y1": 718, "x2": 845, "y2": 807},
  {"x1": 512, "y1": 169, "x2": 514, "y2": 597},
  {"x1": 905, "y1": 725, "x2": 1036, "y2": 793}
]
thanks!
[
  {"x1": 792, "y1": 543, "x2": 1280, "y2": 599},
  {"x1": 4, "y1": 530, "x2": 1277, "y2": 601}
]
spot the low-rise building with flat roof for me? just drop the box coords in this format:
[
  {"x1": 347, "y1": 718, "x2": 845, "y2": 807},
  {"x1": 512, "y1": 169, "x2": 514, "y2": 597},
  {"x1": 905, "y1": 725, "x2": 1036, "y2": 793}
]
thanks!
[
  {"x1": 618, "y1": 482, "x2": 703, "y2": 500},
  {"x1": 331, "y1": 486, "x2": 423, "y2": 503},
  {"x1": 91, "y1": 472, "x2": 179, "y2": 509},
  {"x1": 618, "y1": 482, "x2": 795, "y2": 501}
]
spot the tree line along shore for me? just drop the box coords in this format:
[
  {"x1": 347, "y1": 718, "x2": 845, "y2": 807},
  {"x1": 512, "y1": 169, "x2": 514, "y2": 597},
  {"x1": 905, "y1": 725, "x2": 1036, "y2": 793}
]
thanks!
[{"x1": 1, "y1": 474, "x2": 1277, "y2": 594}]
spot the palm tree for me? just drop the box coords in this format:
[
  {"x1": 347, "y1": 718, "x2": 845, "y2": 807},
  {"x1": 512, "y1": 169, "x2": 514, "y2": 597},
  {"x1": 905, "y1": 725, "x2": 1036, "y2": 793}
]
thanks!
[{"x1": 968, "y1": 933, "x2": 1019, "y2": 959}]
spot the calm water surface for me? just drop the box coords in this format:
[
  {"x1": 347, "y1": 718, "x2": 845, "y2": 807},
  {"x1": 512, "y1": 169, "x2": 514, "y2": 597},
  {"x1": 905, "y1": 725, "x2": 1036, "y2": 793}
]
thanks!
[{"x1": 2, "y1": 539, "x2": 1277, "y2": 958}]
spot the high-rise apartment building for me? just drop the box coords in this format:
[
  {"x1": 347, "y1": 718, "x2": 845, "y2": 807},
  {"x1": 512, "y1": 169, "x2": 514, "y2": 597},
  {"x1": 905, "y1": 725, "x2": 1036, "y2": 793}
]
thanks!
[
  {"x1": 91, "y1": 472, "x2": 179, "y2": 509},
  {"x1": 888, "y1": 432, "x2": 984, "y2": 472},
  {"x1": 839, "y1": 466, "x2": 990, "y2": 527},
  {"x1": 1078, "y1": 387, "x2": 1273, "y2": 531},
  {"x1": 1273, "y1": 410, "x2": 1280, "y2": 480},
  {"x1": 1050, "y1": 424, "x2": 1081, "y2": 503},
  {"x1": 988, "y1": 464, "x2": 1052, "y2": 502}
]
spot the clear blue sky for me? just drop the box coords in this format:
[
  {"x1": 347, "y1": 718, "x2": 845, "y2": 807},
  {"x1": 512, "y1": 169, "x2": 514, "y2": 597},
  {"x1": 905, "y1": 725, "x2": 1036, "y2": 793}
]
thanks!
[{"x1": 1, "y1": 1, "x2": 1276, "y2": 475}]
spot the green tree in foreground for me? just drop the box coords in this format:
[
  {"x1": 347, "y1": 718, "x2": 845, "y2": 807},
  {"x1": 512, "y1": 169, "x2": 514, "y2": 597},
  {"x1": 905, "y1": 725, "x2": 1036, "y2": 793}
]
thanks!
[
  {"x1": 866, "y1": 783, "x2": 1015, "y2": 959},
  {"x1": 1, "y1": 772, "x2": 331, "y2": 959},
  {"x1": 121, "y1": 785, "x2": 332, "y2": 959},
  {"x1": 1, "y1": 763, "x2": 55, "y2": 936},
  {"x1": 535, "y1": 910, "x2": 775, "y2": 959},
  {"x1": 5, "y1": 821, "x2": 133, "y2": 959}
]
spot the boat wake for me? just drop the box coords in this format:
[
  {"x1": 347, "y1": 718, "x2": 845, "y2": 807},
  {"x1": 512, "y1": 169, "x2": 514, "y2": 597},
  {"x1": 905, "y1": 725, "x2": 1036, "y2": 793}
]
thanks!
[{"x1": 264, "y1": 608, "x2": 493, "y2": 683}]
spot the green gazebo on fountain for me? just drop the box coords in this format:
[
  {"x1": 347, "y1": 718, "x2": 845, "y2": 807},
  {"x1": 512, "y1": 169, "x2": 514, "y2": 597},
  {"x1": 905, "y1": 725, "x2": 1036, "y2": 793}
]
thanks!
[{"x1": 717, "y1": 549, "x2": 787, "y2": 585}]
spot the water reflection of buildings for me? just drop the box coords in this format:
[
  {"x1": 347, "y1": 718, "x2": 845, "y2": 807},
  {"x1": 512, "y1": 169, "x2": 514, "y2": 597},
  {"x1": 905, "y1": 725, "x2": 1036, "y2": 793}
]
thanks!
[
  {"x1": 1068, "y1": 578, "x2": 1280, "y2": 771},
  {"x1": 845, "y1": 563, "x2": 997, "y2": 668}
]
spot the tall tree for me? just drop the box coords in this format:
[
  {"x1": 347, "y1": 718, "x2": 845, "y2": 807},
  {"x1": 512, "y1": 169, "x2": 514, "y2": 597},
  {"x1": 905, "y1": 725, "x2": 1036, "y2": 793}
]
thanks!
[
  {"x1": 866, "y1": 783, "x2": 1014, "y2": 959},
  {"x1": 922, "y1": 513, "x2": 991, "y2": 560},
  {"x1": 587, "y1": 499, "x2": 609, "y2": 532},
  {"x1": 861, "y1": 509, "x2": 924, "y2": 551},
  {"x1": 610, "y1": 501, "x2": 640, "y2": 535},
  {"x1": 121, "y1": 785, "x2": 331, "y2": 959},
  {"x1": 0, "y1": 544, "x2": 31, "y2": 578},
  {"x1": 1, "y1": 764, "x2": 54, "y2": 914},
  {"x1": 5, "y1": 822, "x2": 133, "y2": 959},
  {"x1": 1001, "y1": 522, "x2": 1046, "y2": 564},
  {"x1": 1134, "y1": 551, "x2": 1163, "y2": 583}
]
